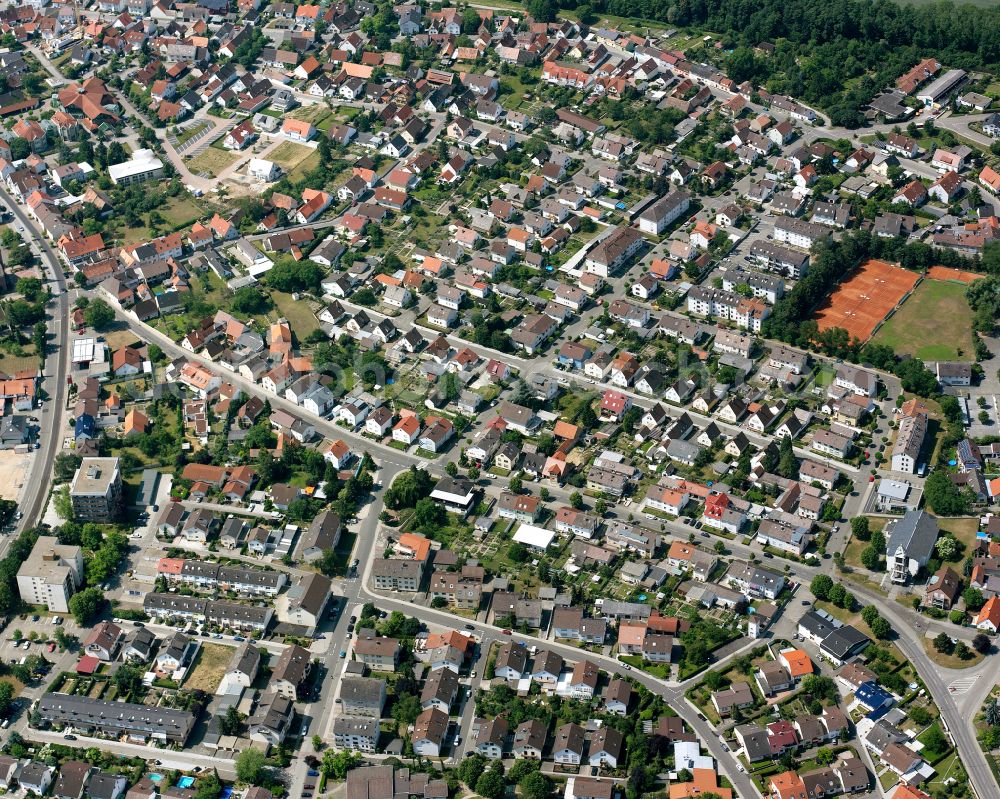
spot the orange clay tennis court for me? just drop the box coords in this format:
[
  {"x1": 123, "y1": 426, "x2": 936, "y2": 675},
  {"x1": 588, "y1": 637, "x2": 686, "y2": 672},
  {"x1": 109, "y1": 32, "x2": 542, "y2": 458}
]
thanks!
[
  {"x1": 814, "y1": 259, "x2": 920, "y2": 341},
  {"x1": 927, "y1": 265, "x2": 981, "y2": 284}
]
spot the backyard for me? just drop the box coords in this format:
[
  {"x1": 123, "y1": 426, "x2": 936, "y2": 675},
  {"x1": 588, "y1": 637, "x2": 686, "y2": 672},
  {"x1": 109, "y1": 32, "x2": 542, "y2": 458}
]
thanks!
[{"x1": 871, "y1": 279, "x2": 975, "y2": 361}]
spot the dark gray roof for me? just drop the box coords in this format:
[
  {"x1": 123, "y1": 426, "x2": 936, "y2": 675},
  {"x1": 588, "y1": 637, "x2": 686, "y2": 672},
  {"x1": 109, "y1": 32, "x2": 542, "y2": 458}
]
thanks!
[
  {"x1": 885, "y1": 510, "x2": 939, "y2": 562},
  {"x1": 736, "y1": 724, "x2": 771, "y2": 761},
  {"x1": 821, "y1": 624, "x2": 871, "y2": 660},
  {"x1": 37, "y1": 695, "x2": 195, "y2": 742},
  {"x1": 798, "y1": 610, "x2": 836, "y2": 640}
]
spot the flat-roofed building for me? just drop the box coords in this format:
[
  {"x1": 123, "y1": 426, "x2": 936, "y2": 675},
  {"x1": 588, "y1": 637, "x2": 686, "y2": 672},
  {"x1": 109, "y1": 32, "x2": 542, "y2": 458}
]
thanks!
[
  {"x1": 16, "y1": 536, "x2": 83, "y2": 613},
  {"x1": 108, "y1": 148, "x2": 164, "y2": 186},
  {"x1": 69, "y1": 457, "x2": 123, "y2": 521}
]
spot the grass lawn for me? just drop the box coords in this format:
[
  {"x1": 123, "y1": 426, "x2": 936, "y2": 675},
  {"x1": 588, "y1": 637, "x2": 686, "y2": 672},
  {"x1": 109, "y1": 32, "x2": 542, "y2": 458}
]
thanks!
[
  {"x1": 871, "y1": 279, "x2": 974, "y2": 361},
  {"x1": 269, "y1": 141, "x2": 316, "y2": 172},
  {"x1": 921, "y1": 637, "x2": 984, "y2": 669},
  {"x1": 843, "y1": 535, "x2": 870, "y2": 570},
  {"x1": 183, "y1": 643, "x2": 231, "y2": 692},
  {"x1": 814, "y1": 600, "x2": 861, "y2": 626},
  {"x1": 271, "y1": 291, "x2": 320, "y2": 338},
  {"x1": 103, "y1": 330, "x2": 145, "y2": 350},
  {"x1": 291, "y1": 104, "x2": 334, "y2": 131},
  {"x1": 938, "y1": 517, "x2": 981, "y2": 556},
  {"x1": 289, "y1": 150, "x2": 321, "y2": 183},
  {"x1": 620, "y1": 653, "x2": 671, "y2": 678},
  {"x1": 917, "y1": 722, "x2": 953, "y2": 760},
  {"x1": 186, "y1": 146, "x2": 239, "y2": 177},
  {"x1": 195, "y1": 272, "x2": 231, "y2": 311},
  {"x1": 160, "y1": 196, "x2": 205, "y2": 228},
  {"x1": 926, "y1": 750, "x2": 963, "y2": 792}
]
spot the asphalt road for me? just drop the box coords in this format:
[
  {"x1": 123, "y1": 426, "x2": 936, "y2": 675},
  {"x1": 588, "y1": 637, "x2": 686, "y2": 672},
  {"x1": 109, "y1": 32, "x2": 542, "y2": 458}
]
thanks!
[{"x1": 0, "y1": 186, "x2": 70, "y2": 536}]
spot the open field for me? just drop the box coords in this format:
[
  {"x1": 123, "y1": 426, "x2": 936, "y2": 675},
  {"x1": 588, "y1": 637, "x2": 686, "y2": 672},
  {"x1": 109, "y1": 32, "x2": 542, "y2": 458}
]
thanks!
[
  {"x1": 815, "y1": 259, "x2": 919, "y2": 341},
  {"x1": 103, "y1": 330, "x2": 147, "y2": 350},
  {"x1": 271, "y1": 291, "x2": 320, "y2": 338},
  {"x1": 186, "y1": 146, "x2": 239, "y2": 177},
  {"x1": 871, "y1": 279, "x2": 974, "y2": 361},
  {"x1": 289, "y1": 151, "x2": 321, "y2": 182},
  {"x1": 269, "y1": 141, "x2": 316, "y2": 172},
  {"x1": 160, "y1": 196, "x2": 206, "y2": 228},
  {"x1": 290, "y1": 104, "x2": 334, "y2": 130},
  {"x1": 183, "y1": 643, "x2": 231, "y2": 692}
]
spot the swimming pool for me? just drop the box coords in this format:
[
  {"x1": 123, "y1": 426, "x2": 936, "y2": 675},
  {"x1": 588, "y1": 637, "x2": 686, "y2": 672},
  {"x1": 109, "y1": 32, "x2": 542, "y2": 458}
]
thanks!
[
  {"x1": 177, "y1": 776, "x2": 196, "y2": 789},
  {"x1": 148, "y1": 774, "x2": 164, "y2": 783},
  {"x1": 220, "y1": 788, "x2": 233, "y2": 799}
]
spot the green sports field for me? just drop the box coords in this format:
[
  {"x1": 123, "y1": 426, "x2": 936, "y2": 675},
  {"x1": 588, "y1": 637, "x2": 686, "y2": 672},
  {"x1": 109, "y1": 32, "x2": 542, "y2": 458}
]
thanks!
[{"x1": 870, "y1": 279, "x2": 975, "y2": 361}]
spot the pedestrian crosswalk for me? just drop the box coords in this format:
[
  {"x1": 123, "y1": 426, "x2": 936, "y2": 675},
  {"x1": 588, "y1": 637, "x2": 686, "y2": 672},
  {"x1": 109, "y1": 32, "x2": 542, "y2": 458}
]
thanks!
[{"x1": 948, "y1": 675, "x2": 979, "y2": 695}]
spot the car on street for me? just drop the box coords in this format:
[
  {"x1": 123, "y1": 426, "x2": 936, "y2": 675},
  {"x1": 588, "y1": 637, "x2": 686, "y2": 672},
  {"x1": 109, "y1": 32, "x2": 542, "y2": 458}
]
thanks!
[
  {"x1": 339, "y1": 650, "x2": 347, "y2": 658},
  {"x1": 501, "y1": 629, "x2": 512, "y2": 635}
]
